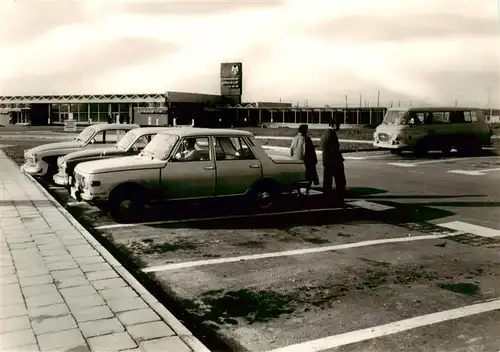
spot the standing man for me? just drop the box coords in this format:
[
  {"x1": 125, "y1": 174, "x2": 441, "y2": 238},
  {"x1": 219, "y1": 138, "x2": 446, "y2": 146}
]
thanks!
[{"x1": 320, "y1": 117, "x2": 346, "y2": 205}]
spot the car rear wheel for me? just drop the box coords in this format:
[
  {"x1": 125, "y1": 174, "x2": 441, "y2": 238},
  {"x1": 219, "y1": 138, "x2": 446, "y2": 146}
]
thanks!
[
  {"x1": 250, "y1": 180, "x2": 281, "y2": 211},
  {"x1": 390, "y1": 149, "x2": 403, "y2": 155},
  {"x1": 108, "y1": 186, "x2": 147, "y2": 223}
]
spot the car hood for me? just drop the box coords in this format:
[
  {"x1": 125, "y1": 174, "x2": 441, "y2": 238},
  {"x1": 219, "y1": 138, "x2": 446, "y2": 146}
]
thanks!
[
  {"x1": 28, "y1": 141, "x2": 83, "y2": 155},
  {"x1": 62, "y1": 147, "x2": 123, "y2": 162},
  {"x1": 76, "y1": 155, "x2": 162, "y2": 174}
]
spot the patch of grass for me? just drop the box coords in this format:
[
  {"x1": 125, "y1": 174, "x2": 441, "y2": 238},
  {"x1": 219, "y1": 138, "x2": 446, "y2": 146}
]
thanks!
[
  {"x1": 236, "y1": 240, "x2": 265, "y2": 249},
  {"x1": 243, "y1": 126, "x2": 375, "y2": 140},
  {"x1": 439, "y1": 283, "x2": 479, "y2": 296},
  {"x1": 185, "y1": 289, "x2": 295, "y2": 325},
  {"x1": 129, "y1": 240, "x2": 197, "y2": 254},
  {"x1": 303, "y1": 237, "x2": 330, "y2": 244}
]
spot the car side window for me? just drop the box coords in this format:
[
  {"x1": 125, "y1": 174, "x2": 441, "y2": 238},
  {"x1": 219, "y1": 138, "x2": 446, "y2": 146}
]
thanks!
[
  {"x1": 470, "y1": 111, "x2": 478, "y2": 122},
  {"x1": 103, "y1": 130, "x2": 117, "y2": 144},
  {"x1": 91, "y1": 131, "x2": 105, "y2": 144},
  {"x1": 215, "y1": 137, "x2": 256, "y2": 161},
  {"x1": 173, "y1": 137, "x2": 211, "y2": 162},
  {"x1": 464, "y1": 111, "x2": 472, "y2": 122},
  {"x1": 132, "y1": 135, "x2": 150, "y2": 151},
  {"x1": 409, "y1": 112, "x2": 424, "y2": 125}
]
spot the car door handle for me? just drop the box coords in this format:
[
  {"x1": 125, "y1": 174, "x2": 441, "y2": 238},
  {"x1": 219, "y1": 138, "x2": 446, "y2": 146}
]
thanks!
[
  {"x1": 249, "y1": 164, "x2": 260, "y2": 168},
  {"x1": 204, "y1": 166, "x2": 215, "y2": 170}
]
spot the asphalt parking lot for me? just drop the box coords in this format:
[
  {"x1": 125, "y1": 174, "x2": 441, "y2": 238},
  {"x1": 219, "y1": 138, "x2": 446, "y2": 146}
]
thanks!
[{"x1": 2, "y1": 138, "x2": 500, "y2": 352}]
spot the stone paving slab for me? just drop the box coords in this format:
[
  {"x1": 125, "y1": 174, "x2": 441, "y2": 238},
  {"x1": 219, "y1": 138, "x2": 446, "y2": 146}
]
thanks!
[{"x1": 0, "y1": 150, "x2": 210, "y2": 352}]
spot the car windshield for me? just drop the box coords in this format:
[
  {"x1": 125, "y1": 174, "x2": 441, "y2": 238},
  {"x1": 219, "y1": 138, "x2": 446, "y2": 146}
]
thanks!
[
  {"x1": 383, "y1": 110, "x2": 409, "y2": 125},
  {"x1": 115, "y1": 130, "x2": 138, "y2": 150},
  {"x1": 75, "y1": 126, "x2": 95, "y2": 143},
  {"x1": 141, "y1": 133, "x2": 179, "y2": 160}
]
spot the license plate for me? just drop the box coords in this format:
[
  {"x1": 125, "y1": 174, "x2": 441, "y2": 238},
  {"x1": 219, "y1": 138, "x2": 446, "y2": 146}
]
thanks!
[{"x1": 70, "y1": 187, "x2": 77, "y2": 200}]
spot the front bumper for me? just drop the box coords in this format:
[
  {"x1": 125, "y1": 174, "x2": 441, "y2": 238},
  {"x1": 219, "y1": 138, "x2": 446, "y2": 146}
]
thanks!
[
  {"x1": 53, "y1": 172, "x2": 69, "y2": 186},
  {"x1": 70, "y1": 185, "x2": 107, "y2": 202},
  {"x1": 20, "y1": 163, "x2": 44, "y2": 176},
  {"x1": 373, "y1": 140, "x2": 409, "y2": 149}
]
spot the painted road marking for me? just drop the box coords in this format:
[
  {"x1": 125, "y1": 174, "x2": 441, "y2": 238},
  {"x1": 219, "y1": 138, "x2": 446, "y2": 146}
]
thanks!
[
  {"x1": 387, "y1": 162, "x2": 417, "y2": 168},
  {"x1": 265, "y1": 299, "x2": 500, "y2": 352},
  {"x1": 66, "y1": 201, "x2": 86, "y2": 206},
  {"x1": 389, "y1": 156, "x2": 500, "y2": 168},
  {"x1": 347, "y1": 200, "x2": 394, "y2": 211},
  {"x1": 263, "y1": 146, "x2": 382, "y2": 160},
  {"x1": 142, "y1": 232, "x2": 460, "y2": 273},
  {"x1": 447, "y1": 167, "x2": 500, "y2": 176},
  {"x1": 95, "y1": 207, "x2": 349, "y2": 231},
  {"x1": 437, "y1": 221, "x2": 500, "y2": 238},
  {"x1": 255, "y1": 136, "x2": 373, "y2": 144}
]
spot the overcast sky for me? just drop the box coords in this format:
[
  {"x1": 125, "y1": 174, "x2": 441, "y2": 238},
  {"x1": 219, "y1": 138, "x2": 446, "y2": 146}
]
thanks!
[{"x1": 0, "y1": 0, "x2": 498, "y2": 107}]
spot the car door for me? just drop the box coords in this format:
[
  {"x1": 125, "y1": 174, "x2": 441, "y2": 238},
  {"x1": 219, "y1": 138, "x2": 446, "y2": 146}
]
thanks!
[
  {"x1": 214, "y1": 136, "x2": 262, "y2": 196},
  {"x1": 161, "y1": 136, "x2": 216, "y2": 200}
]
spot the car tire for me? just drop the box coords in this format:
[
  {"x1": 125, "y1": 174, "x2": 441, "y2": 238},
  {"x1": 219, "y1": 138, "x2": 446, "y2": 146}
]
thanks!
[
  {"x1": 108, "y1": 186, "x2": 147, "y2": 223},
  {"x1": 413, "y1": 140, "x2": 428, "y2": 156},
  {"x1": 457, "y1": 138, "x2": 482, "y2": 156},
  {"x1": 390, "y1": 149, "x2": 402, "y2": 155},
  {"x1": 250, "y1": 180, "x2": 281, "y2": 211},
  {"x1": 43, "y1": 161, "x2": 58, "y2": 183}
]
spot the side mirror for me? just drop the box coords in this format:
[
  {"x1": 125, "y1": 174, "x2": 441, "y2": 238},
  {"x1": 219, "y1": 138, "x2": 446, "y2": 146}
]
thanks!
[
  {"x1": 90, "y1": 139, "x2": 96, "y2": 144},
  {"x1": 174, "y1": 153, "x2": 182, "y2": 160}
]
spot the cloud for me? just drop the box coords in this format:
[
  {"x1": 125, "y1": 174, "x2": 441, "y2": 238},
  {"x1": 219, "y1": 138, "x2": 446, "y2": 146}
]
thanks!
[
  {"x1": 0, "y1": 37, "x2": 179, "y2": 95},
  {"x1": 0, "y1": 1, "x2": 97, "y2": 45},
  {"x1": 119, "y1": 0, "x2": 285, "y2": 16},
  {"x1": 0, "y1": 0, "x2": 499, "y2": 107},
  {"x1": 300, "y1": 14, "x2": 499, "y2": 42}
]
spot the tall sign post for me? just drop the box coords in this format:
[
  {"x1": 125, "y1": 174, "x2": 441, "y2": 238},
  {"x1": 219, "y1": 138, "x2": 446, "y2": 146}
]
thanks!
[{"x1": 220, "y1": 62, "x2": 243, "y2": 105}]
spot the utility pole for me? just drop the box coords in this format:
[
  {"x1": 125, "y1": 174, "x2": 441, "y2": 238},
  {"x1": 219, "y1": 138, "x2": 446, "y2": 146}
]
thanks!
[
  {"x1": 377, "y1": 89, "x2": 380, "y2": 108},
  {"x1": 344, "y1": 94, "x2": 348, "y2": 124},
  {"x1": 390, "y1": 100, "x2": 393, "y2": 108},
  {"x1": 454, "y1": 100, "x2": 458, "y2": 107},
  {"x1": 398, "y1": 100, "x2": 401, "y2": 107}
]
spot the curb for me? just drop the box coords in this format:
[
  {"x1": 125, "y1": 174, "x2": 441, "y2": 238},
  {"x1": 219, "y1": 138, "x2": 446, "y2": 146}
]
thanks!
[{"x1": 5, "y1": 151, "x2": 210, "y2": 352}]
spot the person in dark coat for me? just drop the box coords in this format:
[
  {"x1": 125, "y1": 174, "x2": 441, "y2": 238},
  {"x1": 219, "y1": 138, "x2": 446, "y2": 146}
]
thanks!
[{"x1": 320, "y1": 117, "x2": 346, "y2": 205}]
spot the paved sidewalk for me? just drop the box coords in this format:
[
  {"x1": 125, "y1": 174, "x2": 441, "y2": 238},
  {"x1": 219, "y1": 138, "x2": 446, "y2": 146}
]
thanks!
[{"x1": 0, "y1": 150, "x2": 209, "y2": 352}]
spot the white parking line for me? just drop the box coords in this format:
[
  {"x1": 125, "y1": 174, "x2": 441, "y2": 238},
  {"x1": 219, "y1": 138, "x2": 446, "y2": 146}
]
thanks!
[
  {"x1": 346, "y1": 200, "x2": 394, "y2": 211},
  {"x1": 437, "y1": 221, "x2": 500, "y2": 238},
  {"x1": 142, "y1": 232, "x2": 460, "y2": 273},
  {"x1": 263, "y1": 146, "x2": 383, "y2": 161},
  {"x1": 447, "y1": 167, "x2": 500, "y2": 176},
  {"x1": 389, "y1": 156, "x2": 500, "y2": 168},
  {"x1": 265, "y1": 299, "x2": 500, "y2": 352},
  {"x1": 67, "y1": 201, "x2": 85, "y2": 206},
  {"x1": 95, "y1": 207, "x2": 348, "y2": 231},
  {"x1": 255, "y1": 136, "x2": 373, "y2": 144}
]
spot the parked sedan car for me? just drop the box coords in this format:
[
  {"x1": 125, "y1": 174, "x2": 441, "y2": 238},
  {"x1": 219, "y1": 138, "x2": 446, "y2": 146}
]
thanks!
[
  {"x1": 21, "y1": 123, "x2": 139, "y2": 179},
  {"x1": 70, "y1": 127, "x2": 308, "y2": 222},
  {"x1": 53, "y1": 127, "x2": 174, "y2": 187}
]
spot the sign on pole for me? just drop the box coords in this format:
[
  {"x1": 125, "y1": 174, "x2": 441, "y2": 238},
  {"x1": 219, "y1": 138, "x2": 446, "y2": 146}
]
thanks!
[{"x1": 64, "y1": 119, "x2": 77, "y2": 132}]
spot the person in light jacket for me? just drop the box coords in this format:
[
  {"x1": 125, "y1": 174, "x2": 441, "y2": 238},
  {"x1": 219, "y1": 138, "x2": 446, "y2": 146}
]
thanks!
[
  {"x1": 291, "y1": 124, "x2": 319, "y2": 194},
  {"x1": 290, "y1": 125, "x2": 306, "y2": 161}
]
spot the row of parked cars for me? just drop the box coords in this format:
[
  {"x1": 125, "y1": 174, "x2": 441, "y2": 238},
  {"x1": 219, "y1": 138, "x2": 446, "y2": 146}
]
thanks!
[{"x1": 21, "y1": 124, "x2": 308, "y2": 222}]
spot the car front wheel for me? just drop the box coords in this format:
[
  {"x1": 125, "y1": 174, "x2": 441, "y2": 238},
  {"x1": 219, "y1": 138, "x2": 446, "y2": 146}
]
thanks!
[{"x1": 107, "y1": 186, "x2": 147, "y2": 223}]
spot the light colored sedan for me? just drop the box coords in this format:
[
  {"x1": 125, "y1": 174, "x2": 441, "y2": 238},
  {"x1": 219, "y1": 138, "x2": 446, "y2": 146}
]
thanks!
[{"x1": 70, "y1": 127, "x2": 308, "y2": 222}]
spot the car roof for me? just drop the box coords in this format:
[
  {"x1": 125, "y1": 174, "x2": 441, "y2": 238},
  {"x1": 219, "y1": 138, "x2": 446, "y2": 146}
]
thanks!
[
  {"x1": 157, "y1": 127, "x2": 253, "y2": 138},
  {"x1": 131, "y1": 127, "x2": 176, "y2": 135},
  {"x1": 92, "y1": 123, "x2": 140, "y2": 131},
  {"x1": 388, "y1": 107, "x2": 481, "y2": 112}
]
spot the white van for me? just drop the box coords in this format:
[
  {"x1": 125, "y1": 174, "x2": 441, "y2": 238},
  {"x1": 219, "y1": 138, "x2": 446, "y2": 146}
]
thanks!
[{"x1": 373, "y1": 107, "x2": 493, "y2": 155}]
